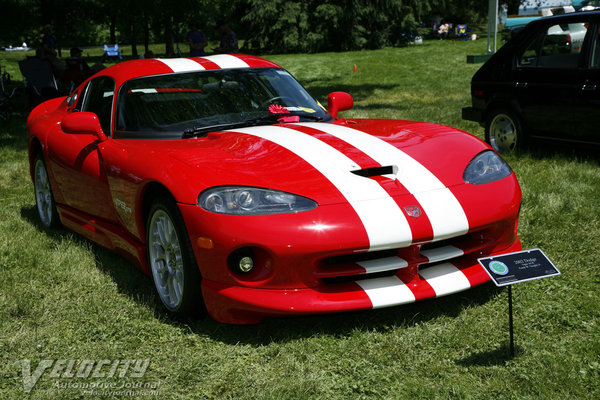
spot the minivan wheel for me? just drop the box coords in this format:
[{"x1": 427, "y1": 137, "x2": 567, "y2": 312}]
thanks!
[{"x1": 485, "y1": 109, "x2": 524, "y2": 153}]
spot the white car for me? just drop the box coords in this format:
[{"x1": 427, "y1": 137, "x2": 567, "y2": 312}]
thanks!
[{"x1": 547, "y1": 22, "x2": 587, "y2": 53}]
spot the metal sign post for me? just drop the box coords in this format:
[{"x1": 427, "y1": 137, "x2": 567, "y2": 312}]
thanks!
[
  {"x1": 487, "y1": 0, "x2": 499, "y2": 54},
  {"x1": 508, "y1": 285, "x2": 514, "y2": 358},
  {"x1": 478, "y1": 248, "x2": 560, "y2": 358},
  {"x1": 468, "y1": 0, "x2": 498, "y2": 63}
]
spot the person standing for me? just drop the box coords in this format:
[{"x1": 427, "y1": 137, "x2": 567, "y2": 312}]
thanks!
[
  {"x1": 187, "y1": 20, "x2": 207, "y2": 57},
  {"x1": 42, "y1": 24, "x2": 57, "y2": 56},
  {"x1": 213, "y1": 21, "x2": 239, "y2": 54}
]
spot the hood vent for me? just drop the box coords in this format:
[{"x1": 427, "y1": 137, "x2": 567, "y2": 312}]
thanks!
[{"x1": 351, "y1": 165, "x2": 398, "y2": 178}]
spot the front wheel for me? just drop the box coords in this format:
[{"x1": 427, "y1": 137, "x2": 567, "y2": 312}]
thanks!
[
  {"x1": 147, "y1": 197, "x2": 204, "y2": 317},
  {"x1": 33, "y1": 155, "x2": 60, "y2": 228},
  {"x1": 485, "y1": 109, "x2": 525, "y2": 154}
]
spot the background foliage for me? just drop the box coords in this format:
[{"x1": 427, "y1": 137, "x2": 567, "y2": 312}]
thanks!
[{"x1": 0, "y1": 0, "x2": 506, "y2": 54}]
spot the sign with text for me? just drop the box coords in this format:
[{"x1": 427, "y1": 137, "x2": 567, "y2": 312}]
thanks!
[{"x1": 478, "y1": 248, "x2": 560, "y2": 287}]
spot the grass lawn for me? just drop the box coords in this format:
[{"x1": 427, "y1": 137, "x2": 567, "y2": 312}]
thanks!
[{"x1": 1, "y1": 39, "x2": 599, "y2": 399}]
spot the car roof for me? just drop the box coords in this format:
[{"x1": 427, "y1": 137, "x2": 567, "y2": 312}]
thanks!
[
  {"x1": 528, "y1": 9, "x2": 600, "y2": 26},
  {"x1": 91, "y1": 54, "x2": 283, "y2": 86},
  {"x1": 506, "y1": 10, "x2": 600, "y2": 47}
]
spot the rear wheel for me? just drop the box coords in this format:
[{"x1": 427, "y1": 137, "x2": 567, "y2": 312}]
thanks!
[
  {"x1": 485, "y1": 108, "x2": 525, "y2": 154},
  {"x1": 33, "y1": 155, "x2": 60, "y2": 228},
  {"x1": 147, "y1": 196, "x2": 204, "y2": 317}
]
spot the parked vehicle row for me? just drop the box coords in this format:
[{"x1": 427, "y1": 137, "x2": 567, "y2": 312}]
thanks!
[{"x1": 464, "y1": 11, "x2": 600, "y2": 153}]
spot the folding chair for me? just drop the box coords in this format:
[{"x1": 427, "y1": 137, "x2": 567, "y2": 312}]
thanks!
[
  {"x1": 18, "y1": 58, "x2": 59, "y2": 108},
  {"x1": 457, "y1": 24, "x2": 470, "y2": 40},
  {"x1": 61, "y1": 58, "x2": 86, "y2": 90},
  {"x1": 0, "y1": 76, "x2": 20, "y2": 120},
  {"x1": 102, "y1": 44, "x2": 123, "y2": 61}
]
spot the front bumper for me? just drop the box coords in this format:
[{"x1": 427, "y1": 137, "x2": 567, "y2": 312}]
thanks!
[
  {"x1": 179, "y1": 174, "x2": 521, "y2": 324},
  {"x1": 201, "y1": 237, "x2": 522, "y2": 324},
  {"x1": 462, "y1": 106, "x2": 484, "y2": 124}
]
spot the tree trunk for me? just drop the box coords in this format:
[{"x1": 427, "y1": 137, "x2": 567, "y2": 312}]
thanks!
[
  {"x1": 109, "y1": 12, "x2": 117, "y2": 44},
  {"x1": 164, "y1": 15, "x2": 175, "y2": 57},
  {"x1": 143, "y1": 11, "x2": 150, "y2": 54},
  {"x1": 131, "y1": 23, "x2": 138, "y2": 57},
  {"x1": 506, "y1": 0, "x2": 522, "y2": 15}
]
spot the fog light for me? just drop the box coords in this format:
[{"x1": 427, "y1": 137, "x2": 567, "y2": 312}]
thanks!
[{"x1": 239, "y1": 256, "x2": 254, "y2": 273}]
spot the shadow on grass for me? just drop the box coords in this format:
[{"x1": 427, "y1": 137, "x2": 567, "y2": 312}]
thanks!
[
  {"x1": 521, "y1": 141, "x2": 600, "y2": 164},
  {"x1": 22, "y1": 204, "x2": 506, "y2": 346},
  {"x1": 352, "y1": 103, "x2": 407, "y2": 112},
  {"x1": 456, "y1": 343, "x2": 523, "y2": 367},
  {"x1": 0, "y1": 117, "x2": 29, "y2": 151},
  {"x1": 186, "y1": 284, "x2": 504, "y2": 346},
  {"x1": 20, "y1": 204, "x2": 161, "y2": 311}
]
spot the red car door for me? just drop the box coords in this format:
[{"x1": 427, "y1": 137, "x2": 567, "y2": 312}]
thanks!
[{"x1": 47, "y1": 76, "x2": 119, "y2": 223}]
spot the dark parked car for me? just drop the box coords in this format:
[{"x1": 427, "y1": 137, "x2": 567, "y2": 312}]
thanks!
[{"x1": 463, "y1": 11, "x2": 600, "y2": 153}]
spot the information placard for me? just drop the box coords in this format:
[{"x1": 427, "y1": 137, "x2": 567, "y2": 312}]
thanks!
[{"x1": 478, "y1": 248, "x2": 560, "y2": 287}]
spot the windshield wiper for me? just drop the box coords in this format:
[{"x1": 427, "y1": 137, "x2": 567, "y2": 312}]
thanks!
[
  {"x1": 182, "y1": 113, "x2": 323, "y2": 138},
  {"x1": 182, "y1": 120, "x2": 263, "y2": 138}
]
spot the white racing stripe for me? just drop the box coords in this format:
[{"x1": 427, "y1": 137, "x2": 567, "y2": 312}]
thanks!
[
  {"x1": 358, "y1": 256, "x2": 408, "y2": 274},
  {"x1": 157, "y1": 55, "x2": 249, "y2": 73},
  {"x1": 419, "y1": 263, "x2": 471, "y2": 296},
  {"x1": 156, "y1": 58, "x2": 205, "y2": 73},
  {"x1": 420, "y1": 245, "x2": 464, "y2": 263},
  {"x1": 228, "y1": 126, "x2": 412, "y2": 250},
  {"x1": 202, "y1": 54, "x2": 249, "y2": 69},
  {"x1": 130, "y1": 89, "x2": 158, "y2": 94},
  {"x1": 298, "y1": 123, "x2": 469, "y2": 240},
  {"x1": 356, "y1": 276, "x2": 415, "y2": 308},
  {"x1": 357, "y1": 262, "x2": 472, "y2": 308}
]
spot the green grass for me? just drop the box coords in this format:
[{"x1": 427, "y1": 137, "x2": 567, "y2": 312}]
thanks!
[{"x1": 1, "y1": 39, "x2": 600, "y2": 399}]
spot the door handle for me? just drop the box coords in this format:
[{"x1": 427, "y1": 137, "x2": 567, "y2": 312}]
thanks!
[
  {"x1": 582, "y1": 84, "x2": 597, "y2": 91},
  {"x1": 515, "y1": 82, "x2": 528, "y2": 88}
]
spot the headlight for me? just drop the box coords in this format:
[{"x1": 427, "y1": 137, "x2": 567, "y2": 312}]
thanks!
[
  {"x1": 198, "y1": 186, "x2": 318, "y2": 215},
  {"x1": 463, "y1": 150, "x2": 512, "y2": 185}
]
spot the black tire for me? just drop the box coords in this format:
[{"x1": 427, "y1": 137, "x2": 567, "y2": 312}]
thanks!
[
  {"x1": 33, "y1": 155, "x2": 60, "y2": 228},
  {"x1": 485, "y1": 108, "x2": 525, "y2": 154},
  {"x1": 146, "y1": 196, "x2": 205, "y2": 317}
]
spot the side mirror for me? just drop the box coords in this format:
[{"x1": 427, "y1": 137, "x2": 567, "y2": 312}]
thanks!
[
  {"x1": 61, "y1": 112, "x2": 107, "y2": 141},
  {"x1": 327, "y1": 91, "x2": 353, "y2": 119}
]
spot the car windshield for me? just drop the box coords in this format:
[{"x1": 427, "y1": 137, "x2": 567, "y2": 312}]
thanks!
[{"x1": 115, "y1": 67, "x2": 328, "y2": 138}]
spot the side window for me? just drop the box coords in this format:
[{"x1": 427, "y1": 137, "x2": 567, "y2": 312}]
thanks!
[
  {"x1": 519, "y1": 22, "x2": 588, "y2": 68},
  {"x1": 67, "y1": 90, "x2": 79, "y2": 110},
  {"x1": 81, "y1": 76, "x2": 115, "y2": 136},
  {"x1": 74, "y1": 83, "x2": 88, "y2": 111},
  {"x1": 519, "y1": 34, "x2": 543, "y2": 67}
]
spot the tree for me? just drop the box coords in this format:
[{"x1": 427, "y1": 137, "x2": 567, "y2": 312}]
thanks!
[
  {"x1": 0, "y1": 0, "x2": 493, "y2": 55},
  {"x1": 506, "y1": 0, "x2": 523, "y2": 15},
  {"x1": 240, "y1": 0, "x2": 445, "y2": 53}
]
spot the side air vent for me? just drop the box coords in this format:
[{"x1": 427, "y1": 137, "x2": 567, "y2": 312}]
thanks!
[{"x1": 351, "y1": 165, "x2": 398, "y2": 178}]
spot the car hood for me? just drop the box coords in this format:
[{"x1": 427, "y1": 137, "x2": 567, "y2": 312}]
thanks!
[{"x1": 129, "y1": 119, "x2": 490, "y2": 206}]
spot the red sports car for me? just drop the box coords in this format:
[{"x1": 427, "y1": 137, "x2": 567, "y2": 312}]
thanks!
[{"x1": 27, "y1": 54, "x2": 522, "y2": 324}]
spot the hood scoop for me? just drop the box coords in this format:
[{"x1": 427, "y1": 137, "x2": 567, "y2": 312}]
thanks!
[{"x1": 351, "y1": 165, "x2": 398, "y2": 178}]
